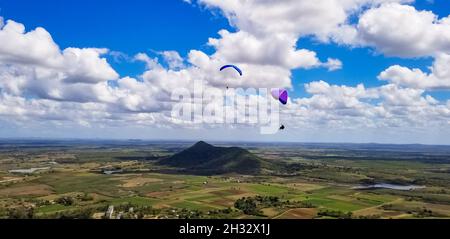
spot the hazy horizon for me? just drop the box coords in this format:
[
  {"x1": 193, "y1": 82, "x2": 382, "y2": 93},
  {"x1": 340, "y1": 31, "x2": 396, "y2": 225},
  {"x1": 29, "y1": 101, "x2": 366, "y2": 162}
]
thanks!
[{"x1": 2, "y1": 137, "x2": 450, "y2": 147}]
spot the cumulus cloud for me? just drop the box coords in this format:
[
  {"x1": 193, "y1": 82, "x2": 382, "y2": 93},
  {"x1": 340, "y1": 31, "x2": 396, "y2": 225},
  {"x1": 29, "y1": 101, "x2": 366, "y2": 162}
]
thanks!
[
  {"x1": 197, "y1": 1, "x2": 448, "y2": 59},
  {"x1": 0, "y1": 19, "x2": 119, "y2": 104},
  {"x1": 323, "y1": 58, "x2": 343, "y2": 71},
  {"x1": 0, "y1": 20, "x2": 119, "y2": 83},
  {"x1": 198, "y1": 0, "x2": 411, "y2": 39},
  {"x1": 134, "y1": 53, "x2": 160, "y2": 69},
  {"x1": 379, "y1": 53, "x2": 450, "y2": 89},
  {"x1": 1, "y1": 0, "x2": 450, "y2": 144},
  {"x1": 109, "y1": 51, "x2": 132, "y2": 63},
  {"x1": 198, "y1": 0, "x2": 413, "y2": 39},
  {"x1": 159, "y1": 51, "x2": 185, "y2": 69},
  {"x1": 188, "y1": 0, "x2": 353, "y2": 85},
  {"x1": 208, "y1": 30, "x2": 342, "y2": 72},
  {"x1": 357, "y1": 3, "x2": 450, "y2": 57},
  {"x1": 290, "y1": 80, "x2": 448, "y2": 134},
  {"x1": 298, "y1": 80, "x2": 377, "y2": 112},
  {"x1": 62, "y1": 48, "x2": 119, "y2": 84},
  {"x1": 0, "y1": 20, "x2": 63, "y2": 66}
]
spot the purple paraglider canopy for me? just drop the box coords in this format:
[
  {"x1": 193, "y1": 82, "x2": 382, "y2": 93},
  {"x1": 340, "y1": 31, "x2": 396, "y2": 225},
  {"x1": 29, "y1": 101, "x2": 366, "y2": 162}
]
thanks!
[{"x1": 271, "y1": 89, "x2": 288, "y2": 105}]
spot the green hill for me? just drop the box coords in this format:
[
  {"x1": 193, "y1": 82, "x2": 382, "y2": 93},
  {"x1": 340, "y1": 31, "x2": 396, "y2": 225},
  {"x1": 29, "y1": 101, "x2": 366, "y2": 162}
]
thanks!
[{"x1": 159, "y1": 141, "x2": 265, "y2": 175}]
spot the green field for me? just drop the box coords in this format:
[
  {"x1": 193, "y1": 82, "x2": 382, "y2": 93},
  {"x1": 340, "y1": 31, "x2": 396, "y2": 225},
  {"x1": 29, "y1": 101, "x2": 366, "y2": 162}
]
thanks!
[{"x1": 0, "y1": 141, "x2": 449, "y2": 219}]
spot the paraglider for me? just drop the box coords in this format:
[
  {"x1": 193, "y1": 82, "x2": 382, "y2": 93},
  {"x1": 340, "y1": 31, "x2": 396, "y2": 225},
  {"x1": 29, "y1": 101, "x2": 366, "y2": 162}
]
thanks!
[
  {"x1": 271, "y1": 88, "x2": 288, "y2": 105},
  {"x1": 220, "y1": 65, "x2": 243, "y2": 89},
  {"x1": 271, "y1": 88, "x2": 289, "y2": 131},
  {"x1": 220, "y1": 65, "x2": 243, "y2": 76}
]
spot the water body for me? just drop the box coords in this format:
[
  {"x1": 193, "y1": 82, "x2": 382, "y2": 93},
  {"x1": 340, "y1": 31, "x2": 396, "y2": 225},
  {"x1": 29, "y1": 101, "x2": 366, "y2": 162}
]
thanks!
[
  {"x1": 8, "y1": 167, "x2": 51, "y2": 174},
  {"x1": 103, "y1": 169, "x2": 123, "y2": 175},
  {"x1": 353, "y1": 183, "x2": 425, "y2": 191}
]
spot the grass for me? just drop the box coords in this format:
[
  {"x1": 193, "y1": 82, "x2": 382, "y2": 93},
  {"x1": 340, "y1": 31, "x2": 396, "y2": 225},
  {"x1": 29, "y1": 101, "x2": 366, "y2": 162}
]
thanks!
[
  {"x1": 34, "y1": 172, "x2": 122, "y2": 196},
  {"x1": 276, "y1": 208, "x2": 318, "y2": 219},
  {"x1": 304, "y1": 197, "x2": 366, "y2": 211},
  {"x1": 36, "y1": 204, "x2": 72, "y2": 214},
  {"x1": 184, "y1": 194, "x2": 220, "y2": 202},
  {"x1": 354, "y1": 192, "x2": 398, "y2": 205},
  {"x1": 107, "y1": 196, "x2": 158, "y2": 207},
  {"x1": 246, "y1": 184, "x2": 292, "y2": 196},
  {"x1": 1, "y1": 143, "x2": 450, "y2": 219},
  {"x1": 170, "y1": 201, "x2": 219, "y2": 211}
]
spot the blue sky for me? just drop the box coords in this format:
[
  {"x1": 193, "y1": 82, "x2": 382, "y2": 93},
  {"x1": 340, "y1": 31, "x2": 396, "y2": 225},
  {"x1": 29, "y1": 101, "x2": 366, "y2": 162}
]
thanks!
[
  {"x1": 0, "y1": 0, "x2": 449, "y2": 144},
  {"x1": 0, "y1": 0, "x2": 442, "y2": 89},
  {"x1": 0, "y1": 0, "x2": 231, "y2": 77}
]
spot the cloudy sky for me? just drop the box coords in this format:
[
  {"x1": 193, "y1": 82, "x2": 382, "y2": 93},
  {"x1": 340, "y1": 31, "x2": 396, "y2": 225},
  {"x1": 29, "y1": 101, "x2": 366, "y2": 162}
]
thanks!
[{"x1": 0, "y1": 0, "x2": 449, "y2": 144}]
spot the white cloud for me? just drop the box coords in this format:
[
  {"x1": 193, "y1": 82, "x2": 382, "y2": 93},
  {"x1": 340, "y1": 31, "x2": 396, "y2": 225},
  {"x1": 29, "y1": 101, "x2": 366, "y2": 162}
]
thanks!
[
  {"x1": 357, "y1": 3, "x2": 450, "y2": 57},
  {"x1": 208, "y1": 30, "x2": 322, "y2": 69},
  {"x1": 198, "y1": 1, "x2": 447, "y2": 59},
  {"x1": 323, "y1": 58, "x2": 343, "y2": 71},
  {"x1": 190, "y1": 0, "x2": 352, "y2": 85},
  {"x1": 290, "y1": 80, "x2": 449, "y2": 134},
  {"x1": 1, "y1": 1, "x2": 450, "y2": 144},
  {"x1": 379, "y1": 53, "x2": 450, "y2": 89},
  {"x1": 0, "y1": 19, "x2": 119, "y2": 86},
  {"x1": 0, "y1": 20, "x2": 63, "y2": 67},
  {"x1": 299, "y1": 80, "x2": 377, "y2": 111},
  {"x1": 109, "y1": 51, "x2": 131, "y2": 63},
  {"x1": 159, "y1": 51, "x2": 185, "y2": 69},
  {"x1": 198, "y1": 0, "x2": 413, "y2": 39},
  {"x1": 202, "y1": 29, "x2": 340, "y2": 88},
  {"x1": 62, "y1": 48, "x2": 119, "y2": 84}
]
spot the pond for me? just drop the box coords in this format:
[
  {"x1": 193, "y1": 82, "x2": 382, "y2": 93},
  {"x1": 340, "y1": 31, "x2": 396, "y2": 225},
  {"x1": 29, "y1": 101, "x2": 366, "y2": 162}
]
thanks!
[
  {"x1": 8, "y1": 167, "x2": 51, "y2": 174},
  {"x1": 103, "y1": 169, "x2": 124, "y2": 175},
  {"x1": 353, "y1": 183, "x2": 425, "y2": 191}
]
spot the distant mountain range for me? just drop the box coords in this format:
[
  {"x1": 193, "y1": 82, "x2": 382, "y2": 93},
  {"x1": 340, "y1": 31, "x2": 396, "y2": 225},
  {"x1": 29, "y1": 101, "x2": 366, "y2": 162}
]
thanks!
[{"x1": 158, "y1": 141, "x2": 270, "y2": 175}]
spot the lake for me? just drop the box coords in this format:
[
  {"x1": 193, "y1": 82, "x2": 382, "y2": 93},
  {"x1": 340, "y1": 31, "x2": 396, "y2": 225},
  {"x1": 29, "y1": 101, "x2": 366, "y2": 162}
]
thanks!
[
  {"x1": 8, "y1": 167, "x2": 51, "y2": 174},
  {"x1": 353, "y1": 183, "x2": 425, "y2": 191}
]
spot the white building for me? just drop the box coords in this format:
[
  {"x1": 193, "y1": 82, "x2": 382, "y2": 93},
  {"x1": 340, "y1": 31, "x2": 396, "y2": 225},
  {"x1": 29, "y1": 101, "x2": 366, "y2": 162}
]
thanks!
[{"x1": 105, "y1": 205, "x2": 114, "y2": 219}]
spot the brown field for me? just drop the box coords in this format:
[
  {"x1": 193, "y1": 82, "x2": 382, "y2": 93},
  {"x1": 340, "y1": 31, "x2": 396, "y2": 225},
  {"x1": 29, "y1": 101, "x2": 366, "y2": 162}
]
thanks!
[
  {"x1": 276, "y1": 208, "x2": 318, "y2": 219},
  {"x1": 227, "y1": 192, "x2": 258, "y2": 200},
  {"x1": 353, "y1": 207, "x2": 405, "y2": 218},
  {"x1": 0, "y1": 142, "x2": 449, "y2": 219},
  {"x1": 146, "y1": 191, "x2": 173, "y2": 198},
  {"x1": 211, "y1": 189, "x2": 246, "y2": 197},
  {"x1": 210, "y1": 198, "x2": 235, "y2": 207},
  {"x1": 262, "y1": 207, "x2": 283, "y2": 218},
  {"x1": 0, "y1": 177, "x2": 23, "y2": 184},
  {"x1": 120, "y1": 177, "x2": 163, "y2": 188},
  {"x1": 0, "y1": 184, "x2": 53, "y2": 197},
  {"x1": 286, "y1": 182, "x2": 325, "y2": 192}
]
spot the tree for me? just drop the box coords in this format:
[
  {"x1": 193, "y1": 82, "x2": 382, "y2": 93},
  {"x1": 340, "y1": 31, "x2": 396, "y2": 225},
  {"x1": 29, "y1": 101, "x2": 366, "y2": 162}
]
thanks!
[
  {"x1": 234, "y1": 197, "x2": 260, "y2": 215},
  {"x1": 7, "y1": 207, "x2": 34, "y2": 219},
  {"x1": 56, "y1": 196, "x2": 75, "y2": 206}
]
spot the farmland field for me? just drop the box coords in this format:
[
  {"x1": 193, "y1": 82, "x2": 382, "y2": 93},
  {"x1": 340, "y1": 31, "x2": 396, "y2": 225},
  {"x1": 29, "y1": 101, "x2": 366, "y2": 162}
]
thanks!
[{"x1": 0, "y1": 140, "x2": 449, "y2": 219}]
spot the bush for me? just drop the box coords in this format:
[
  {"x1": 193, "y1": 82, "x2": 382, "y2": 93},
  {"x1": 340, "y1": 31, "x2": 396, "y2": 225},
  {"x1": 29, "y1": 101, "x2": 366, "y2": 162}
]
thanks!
[
  {"x1": 234, "y1": 198, "x2": 260, "y2": 215},
  {"x1": 56, "y1": 196, "x2": 75, "y2": 206},
  {"x1": 54, "y1": 208, "x2": 96, "y2": 219},
  {"x1": 78, "y1": 193, "x2": 94, "y2": 202},
  {"x1": 318, "y1": 210, "x2": 352, "y2": 219},
  {"x1": 7, "y1": 207, "x2": 34, "y2": 219}
]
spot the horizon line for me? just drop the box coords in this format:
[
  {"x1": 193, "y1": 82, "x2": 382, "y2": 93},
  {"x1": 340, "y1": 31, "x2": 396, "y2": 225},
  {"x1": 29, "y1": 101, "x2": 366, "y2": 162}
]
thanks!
[{"x1": 1, "y1": 137, "x2": 450, "y2": 147}]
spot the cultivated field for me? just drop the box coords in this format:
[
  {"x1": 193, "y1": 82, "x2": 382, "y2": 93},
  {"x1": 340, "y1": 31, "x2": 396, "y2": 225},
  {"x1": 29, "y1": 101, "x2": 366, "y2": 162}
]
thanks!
[{"x1": 0, "y1": 140, "x2": 449, "y2": 219}]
